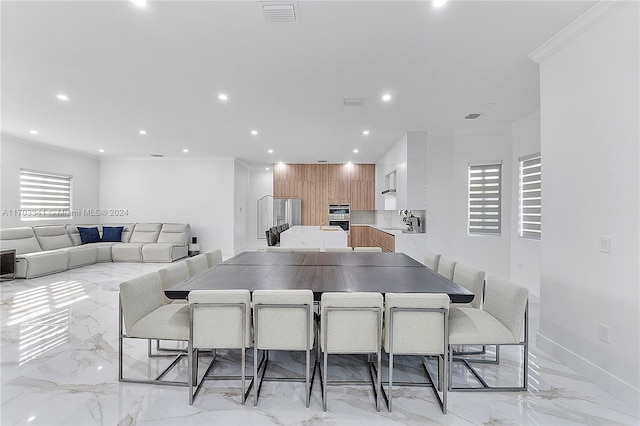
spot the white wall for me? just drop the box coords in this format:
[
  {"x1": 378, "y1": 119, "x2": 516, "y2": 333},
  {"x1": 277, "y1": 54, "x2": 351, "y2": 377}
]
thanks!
[
  {"x1": 425, "y1": 131, "x2": 455, "y2": 256},
  {"x1": 0, "y1": 135, "x2": 100, "y2": 228},
  {"x1": 452, "y1": 126, "x2": 513, "y2": 278},
  {"x1": 535, "y1": 2, "x2": 639, "y2": 409},
  {"x1": 233, "y1": 160, "x2": 249, "y2": 254},
  {"x1": 510, "y1": 112, "x2": 541, "y2": 296},
  {"x1": 99, "y1": 157, "x2": 236, "y2": 257},
  {"x1": 246, "y1": 169, "x2": 274, "y2": 251}
]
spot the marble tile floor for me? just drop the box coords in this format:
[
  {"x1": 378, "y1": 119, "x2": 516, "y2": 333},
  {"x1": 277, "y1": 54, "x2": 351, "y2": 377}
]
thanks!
[{"x1": 1, "y1": 262, "x2": 638, "y2": 425}]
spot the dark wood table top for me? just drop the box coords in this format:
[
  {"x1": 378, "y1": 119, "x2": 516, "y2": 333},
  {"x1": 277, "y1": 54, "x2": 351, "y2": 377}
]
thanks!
[{"x1": 165, "y1": 251, "x2": 474, "y2": 303}]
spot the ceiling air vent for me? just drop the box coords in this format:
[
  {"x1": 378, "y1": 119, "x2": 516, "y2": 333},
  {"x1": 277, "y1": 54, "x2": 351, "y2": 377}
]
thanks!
[
  {"x1": 317, "y1": 160, "x2": 328, "y2": 163},
  {"x1": 465, "y1": 113, "x2": 482, "y2": 120},
  {"x1": 343, "y1": 98, "x2": 364, "y2": 107},
  {"x1": 260, "y1": 2, "x2": 299, "y2": 23},
  {"x1": 150, "y1": 154, "x2": 164, "y2": 158}
]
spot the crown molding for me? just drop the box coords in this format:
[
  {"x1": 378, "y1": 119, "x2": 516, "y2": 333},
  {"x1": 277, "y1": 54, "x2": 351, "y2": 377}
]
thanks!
[{"x1": 529, "y1": 1, "x2": 628, "y2": 64}]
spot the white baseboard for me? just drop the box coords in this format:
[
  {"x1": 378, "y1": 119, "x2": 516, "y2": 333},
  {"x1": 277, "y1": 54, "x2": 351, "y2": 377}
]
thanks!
[{"x1": 537, "y1": 332, "x2": 639, "y2": 411}]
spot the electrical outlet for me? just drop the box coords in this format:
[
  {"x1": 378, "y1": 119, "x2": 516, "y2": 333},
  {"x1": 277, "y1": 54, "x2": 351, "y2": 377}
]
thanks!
[
  {"x1": 599, "y1": 323, "x2": 610, "y2": 343},
  {"x1": 600, "y1": 236, "x2": 611, "y2": 253}
]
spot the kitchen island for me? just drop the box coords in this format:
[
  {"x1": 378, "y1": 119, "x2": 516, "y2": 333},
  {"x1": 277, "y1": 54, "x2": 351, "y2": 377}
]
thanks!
[{"x1": 280, "y1": 225, "x2": 348, "y2": 249}]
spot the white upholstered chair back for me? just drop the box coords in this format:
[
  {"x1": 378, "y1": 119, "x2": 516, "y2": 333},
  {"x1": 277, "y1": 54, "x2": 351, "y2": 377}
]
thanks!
[
  {"x1": 321, "y1": 292, "x2": 383, "y2": 353},
  {"x1": 423, "y1": 251, "x2": 441, "y2": 271},
  {"x1": 204, "y1": 249, "x2": 223, "y2": 267},
  {"x1": 354, "y1": 247, "x2": 382, "y2": 252},
  {"x1": 452, "y1": 263, "x2": 485, "y2": 309},
  {"x1": 158, "y1": 262, "x2": 190, "y2": 303},
  {"x1": 253, "y1": 290, "x2": 314, "y2": 351},
  {"x1": 437, "y1": 256, "x2": 457, "y2": 281},
  {"x1": 383, "y1": 293, "x2": 450, "y2": 355},
  {"x1": 484, "y1": 276, "x2": 529, "y2": 341},
  {"x1": 188, "y1": 290, "x2": 252, "y2": 349},
  {"x1": 185, "y1": 254, "x2": 208, "y2": 276},
  {"x1": 119, "y1": 272, "x2": 165, "y2": 335},
  {"x1": 265, "y1": 247, "x2": 292, "y2": 252}
]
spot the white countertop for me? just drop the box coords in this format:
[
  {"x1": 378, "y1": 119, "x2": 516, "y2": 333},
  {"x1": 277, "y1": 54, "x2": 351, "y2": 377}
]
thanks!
[
  {"x1": 351, "y1": 223, "x2": 426, "y2": 237},
  {"x1": 280, "y1": 225, "x2": 348, "y2": 248}
]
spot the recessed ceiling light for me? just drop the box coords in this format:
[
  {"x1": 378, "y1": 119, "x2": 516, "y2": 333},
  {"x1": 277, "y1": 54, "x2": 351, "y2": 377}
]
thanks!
[
  {"x1": 362, "y1": 130, "x2": 370, "y2": 136},
  {"x1": 265, "y1": 167, "x2": 270, "y2": 171},
  {"x1": 347, "y1": 162, "x2": 353, "y2": 166},
  {"x1": 251, "y1": 130, "x2": 258, "y2": 136},
  {"x1": 183, "y1": 149, "x2": 189, "y2": 153},
  {"x1": 139, "y1": 130, "x2": 147, "y2": 135},
  {"x1": 353, "y1": 149, "x2": 359, "y2": 153},
  {"x1": 131, "y1": 0, "x2": 147, "y2": 7},
  {"x1": 56, "y1": 94, "x2": 69, "y2": 101},
  {"x1": 218, "y1": 93, "x2": 228, "y2": 101},
  {"x1": 268, "y1": 149, "x2": 273, "y2": 154},
  {"x1": 98, "y1": 149, "x2": 105, "y2": 153},
  {"x1": 433, "y1": 0, "x2": 448, "y2": 7},
  {"x1": 278, "y1": 162, "x2": 284, "y2": 165},
  {"x1": 29, "y1": 130, "x2": 39, "y2": 135},
  {"x1": 382, "y1": 94, "x2": 392, "y2": 102}
]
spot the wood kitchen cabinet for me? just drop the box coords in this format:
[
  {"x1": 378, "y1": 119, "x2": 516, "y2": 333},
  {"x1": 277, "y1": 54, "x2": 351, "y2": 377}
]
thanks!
[
  {"x1": 274, "y1": 163, "x2": 375, "y2": 225},
  {"x1": 368, "y1": 227, "x2": 395, "y2": 252},
  {"x1": 350, "y1": 225, "x2": 369, "y2": 248}
]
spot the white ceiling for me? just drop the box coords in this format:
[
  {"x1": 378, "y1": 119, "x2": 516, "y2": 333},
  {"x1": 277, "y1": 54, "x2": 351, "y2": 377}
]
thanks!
[{"x1": 1, "y1": 0, "x2": 596, "y2": 168}]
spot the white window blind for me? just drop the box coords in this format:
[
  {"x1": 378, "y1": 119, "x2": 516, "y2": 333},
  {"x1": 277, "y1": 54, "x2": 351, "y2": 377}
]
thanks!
[
  {"x1": 20, "y1": 169, "x2": 72, "y2": 220},
  {"x1": 468, "y1": 162, "x2": 501, "y2": 235},
  {"x1": 519, "y1": 154, "x2": 541, "y2": 240}
]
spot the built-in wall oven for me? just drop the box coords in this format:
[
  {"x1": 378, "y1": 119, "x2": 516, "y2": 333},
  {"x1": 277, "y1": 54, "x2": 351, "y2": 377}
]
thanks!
[{"x1": 328, "y1": 204, "x2": 350, "y2": 233}]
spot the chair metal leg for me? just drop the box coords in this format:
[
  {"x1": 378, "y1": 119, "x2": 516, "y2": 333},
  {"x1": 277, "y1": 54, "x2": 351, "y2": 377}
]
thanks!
[
  {"x1": 306, "y1": 347, "x2": 311, "y2": 408},
  {"x1": 376, "y1": 347, "x2": 381, "y2": 412},
  {"x1": 323, "y1": 350, "x2": 328, "y2": 411},
  {"x1": 388, "y1": 350, "x2": 394, "y2": 412}
]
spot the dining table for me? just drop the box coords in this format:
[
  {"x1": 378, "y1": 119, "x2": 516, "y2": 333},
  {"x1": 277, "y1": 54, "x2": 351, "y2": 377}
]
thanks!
[{"x1": 165, "y1": 251, "x2": 474, "y2": 303}]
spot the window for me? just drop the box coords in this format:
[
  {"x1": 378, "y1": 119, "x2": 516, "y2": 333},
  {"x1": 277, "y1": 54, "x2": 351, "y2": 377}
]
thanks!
[
  {"x1": 519, "y1": 154, "x2": 541, "y2": 240},
  {"x1": 20, "y1": 169, "x2": 72, "y2": 220},
  {"x1": 468, "y1": 161, "x2": 502, "y2": 236}
]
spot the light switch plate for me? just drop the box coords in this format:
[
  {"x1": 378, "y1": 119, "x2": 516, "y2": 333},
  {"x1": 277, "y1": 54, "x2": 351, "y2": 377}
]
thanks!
[{"x1": 600, "y1": 236, "x2": 611, "y2": 253}]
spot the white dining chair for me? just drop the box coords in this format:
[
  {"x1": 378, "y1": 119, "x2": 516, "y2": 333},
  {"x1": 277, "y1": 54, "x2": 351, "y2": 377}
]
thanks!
[
  {"x1": 423, "y1": 251, "x2": 441, "y2": 271},
  {"x1": 448, "y1": 276, "x2": 529, "y2": 392},
  {"x1": 119, "y1": 271, "x2": 190, "y2": 386},
  {"x1": 320, "y1": 292, "x2": 383, "y2": 412},
  {"x1": 252, "y1": 289, "x2": 315, "y2": 407},
  {"x1": 451, "y1": 263, "x2": 485, "y2": 309},
  {"x1": 265, "y1": 247, "x2": 292, "y2": 252},
  {"x1": 158, "y1": 262, "x2": 190, "y2": 303},
  {"x1": 383, "y1": 293, "x2": 450, "y2": 413},
  {"x1": 204, "y1": 249, "x2": 223, "y2": 267},
  {"x1": 436, "y1": 256, "x2": 457, "y2": 280},
  {"x1": 185, "y1": 254, "x2": 208, "y2": 276},
  {"x1": 188, "y1": 289, "x2": 253, "y2": 404},
  {"x1": 354, "y1": 247, "x2": 382, "y2": 252}
]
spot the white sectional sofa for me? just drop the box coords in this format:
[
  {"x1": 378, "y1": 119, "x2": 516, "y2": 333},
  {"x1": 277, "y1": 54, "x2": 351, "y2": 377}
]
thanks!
[{"x1": 0, "y1": 223, "x2": 190, "y2": 278}]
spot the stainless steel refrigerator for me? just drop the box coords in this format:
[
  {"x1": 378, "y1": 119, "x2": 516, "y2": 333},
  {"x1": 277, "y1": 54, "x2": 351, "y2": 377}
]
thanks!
[{"x1": 273, "y1": 198, "x2": 302, "y2": 227}]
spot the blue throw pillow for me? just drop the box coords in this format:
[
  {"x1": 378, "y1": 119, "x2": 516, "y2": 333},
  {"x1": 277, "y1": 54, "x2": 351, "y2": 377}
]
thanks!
[
  {"x1": 78, "y1": 227, "x2": 100, "y2": 244},
  {"x1": 102, "y1": 226, "x2": 124, "y2": 242}
]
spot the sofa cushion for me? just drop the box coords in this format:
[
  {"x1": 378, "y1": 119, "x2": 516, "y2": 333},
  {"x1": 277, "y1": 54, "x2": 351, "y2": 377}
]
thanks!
[
  {"x1": 78, "y1": 227, "x2": 101, "y2": 244},
  {"x1": 0, "y1": 227, "x2": 43, "y2": 255},
  {"x1": 15, "y1": 249, "x2": 69, "y2": 278},
  {"x1": 156, "y1": 223, "x2": 190, "y2": 245},
  {"x1": 66, "y1": 245, "x2": 98, "y2": 268},
  {"x1": 141, "y1": 244, "x2": 188, "y2": 263},
  {"x1": 102, "y1": 226, "x2": 124, "y2": 242},
  {"x1": 129, "y1": 223, "x2": 162, "y2": 243},
  {"x1": 112, "y1": 243, "x2": 144, "y2": 262},
  {"x1": 32, "y1": 225, "x2": 74, "y2": 251},
  {"x1": 65, "y1": 224, "x2": 101, "y2": 246},
  {"x1": 101, "y1": 223, "x2": 135, "y2": 242}
]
